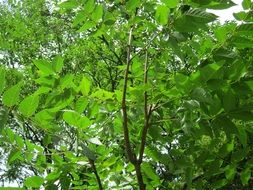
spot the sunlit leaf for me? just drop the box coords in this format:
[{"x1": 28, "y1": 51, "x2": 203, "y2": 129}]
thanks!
[
  {"x1": 24, "y1": 176, "x2": 44, "y2": 188},
  {"x1": 2, "y1": 82, "x2": 22, "y2": 107},
  {"x1": 18, "y1": 95, "x2": 39, "y2": 117}
]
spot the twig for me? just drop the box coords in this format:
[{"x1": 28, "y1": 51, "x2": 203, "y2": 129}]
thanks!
[
  {"x1": 99, "y1": 35, "x2": 124, "y2": 65},
  {"x1": 89, "y1": 159, "x2": 103, "y2": 190}
]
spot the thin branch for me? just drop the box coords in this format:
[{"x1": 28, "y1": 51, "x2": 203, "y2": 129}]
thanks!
[
  {"x1": 130, "y1": 32, "x2": 159, "y2": 62},
  {"x1": 98, "y1": 35, "x2": 124, "y2": 65},
  {"x1": 89, "y1": 159, "x2": 103, "y2": 190},
  {"x1": 99, "y1": 54, "x2": 116, "y2": 92},
  {"x1": 138, "y1": 49, "x2": 151, "y2": 163},
  {"x1": 122, "y1": 26, "x2": 136, "y2": 164}
]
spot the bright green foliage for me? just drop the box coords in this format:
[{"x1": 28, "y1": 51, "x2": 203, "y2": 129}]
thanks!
[
  {"x1": 24, "y1": 176, "x2": 44, "y2": 188},
  {"x1": 34, "y1": 60, "x2": 55, "y2": 76},
  {"x1": 1, "y1": 0, "x2": 253, "y2": 189},
  {"x1": 2, "y1": 83, "x2": 22, "y2": 107},
  {"x1": 155, "y1": 5, "x2": 170, "y2": 25}
]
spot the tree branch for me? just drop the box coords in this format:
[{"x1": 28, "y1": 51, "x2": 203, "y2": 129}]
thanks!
[
  {"x1": 122, "y1": 26, "x2": 136, "y2": 164},
  {"x1": 138, "y1": 50, "x2": 151, "y2": 163},
  {"x1": 98, "y1": 35, "x2": 124, "y2": 65},
  {"x1": 89, "y1": 159, "x2": 103, "y2": 190}
]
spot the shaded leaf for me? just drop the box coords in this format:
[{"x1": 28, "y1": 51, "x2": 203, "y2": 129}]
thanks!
[
  {"x1": 240, "y1": 168, "x2": 251, "y2": 186},
  {"x1": 0, "y1": 108, "x2": 8, "y2": 134},
  {"x1": 0, "y1": 67, "x2": 6, "y2": 94},
  {"x1": 81, "y1": 144, "x2": 96, "y2": 160}
]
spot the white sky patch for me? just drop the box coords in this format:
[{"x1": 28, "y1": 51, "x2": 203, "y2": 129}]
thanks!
[{"x1": 208, "y1": 0, "x2": 243, "y2": 23}]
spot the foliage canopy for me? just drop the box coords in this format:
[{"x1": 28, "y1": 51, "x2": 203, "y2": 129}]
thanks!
[{"x1": 1, "y1": 0, "x2": 253, "y2": 189}]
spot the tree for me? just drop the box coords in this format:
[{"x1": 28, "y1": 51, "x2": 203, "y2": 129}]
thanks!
[{"x1": 1, "y1": 0, "x2": 253, "y2": 189}]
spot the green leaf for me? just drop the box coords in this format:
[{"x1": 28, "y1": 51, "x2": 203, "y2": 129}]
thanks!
[
  {"x1": 183, "y1": 100, "x2": 200, "y2": 110},
  {"x1": 34, "y1": 60, "x2": 54, "y2": 76},
  {"x1": 78, "y1": 21, "x2": 95, "y2": 32},
  {"x1": 223, "y1": 90, "x2": 237, "y2": 112},
  {"x1": 18, "y1": 95, "x2": 39, "y2": 117},
  {"x1": 191, "y1": 87, "x2": 212, "y2": 103},
  {"x1": 175, "y1": 9, "x2": 217, "y2": 32},
  {"x1": 240, "y1": 168, "x2": 251, "y2": 186},
  {"x1": 59, "y1": 0, "x2": 78, "y2": 10},
  {"x1": 155, "y1": 5, "x2": 169, "y2": 25},
  {"x1": 79, "y1": 76, "x2": 91, "y2": 96},
  {"x1": 242, "y1": 0, "x2": 252, "y2": 9},
  {"x1": 73, "y1": 10, "x2": 86, "y2": 26},
  {"x1": 232, "y1": 148, "x2": 249, "y2": 163},
  {"x1": 225, "y1": 164, "x2": 236, "y2": 180},
  {"x1": 211, "y1": 179, "x2": 227, "y2": 189},
  {"x1": 84, "y1": 0, "x2": 95, "y2": 13},
  {"x1": 79, "y1": 116, "x2": 92, "y2": 129},
  {"x1": 35, "y1": 76, "x2": 55, "y2": 87},
  {"x1": 60, "y1": 175, "x2": 71, "y2": 190},
  {"x1": 92, "y1": 4, "x2": 103, "y2": 22},
  {"x1": 45, "y1": 184, "x2": 58, "y2": 190},
  {"x1": 2, "y1": 82, "x2": 22, "y2": 107},
  {"x1": 142, "y1": 162, "x2": 160, "y2": 182},
  {"x1": 233, "y1": 11, "x2": 249, "y2": 21},
  {"x1": 52, "y1": 55, "x2": 64, "y2": 73},
  {"x1": 103, "y1": 12, "x2": 116, "y2": 25},
  {"x1": 81, "y1": 144, "x2": 96, "y2": 160},
  {"x1": 214, "y1": 26, "x2": 228, "y2": 43},
  {"x1": 102, "y1": 156, "x2": 117, "y2": 167},
  {"x1": 0, "y1": 67, "x2": 6, "y2": 94},
  {"x1": 189, "y1": 0, "x2": 236, "y2": 9},
  {"x1": 174, "y1": 73, "x2": 189, "y2": 91},
  {"x1": 60, "y1": 74, "x2": 74, "y2": 89},
  {"x1": 34, "y1": 86, "x2": 51, "y2": 96},
  {"x1": 162, "y1": 0, "x2": 179, "y2": 8},
  {"x1": 34, "y1": 109, "x2": 54, "y2": 126},
  {"x1": 200, "y1": 62, "x2": 223, "y2": 81},
  {"x1": 126, "y1": 0, "x2": 141, "y2": 11},
  {"x1": 236, "y1": 23, "x2": 253, "y2": 36},
  {"x1": 231, "y1": 36, "x2": 253, "y2": 48},
  {"x1": 75, "y1": 97, "x2": 88, "y2": 113},
  {"x1": 0, "y1": 108, "x2": 8, "y2": 134},
  {"x1": 63, "y1": 110, "x2": 81, "y2": 127},
  {"x1": 212, "y1": 116, "x2": 238, "y2": 137},
  {"x1": 229, "y1": 111, "x2": 253, "y2": 121},
  {"x1": 185, "y1": 167, "x2": 193, "y2": 189},
  {"x1": 185, "y1": 8, "x2": 218, "y2": 22},
  {"x1": 237, "y1": 126, "x2": 248, "y2": 147},
  {"x1": 8, "y1": 148, "x2": 21, "y2": 164},
  {"x1": 63, "y1": 110, "x2": 91, "y2": 129},
  {"x1": 24, "y1": 176, "x2": 44, "y2": 188},
  {"x1": 46, "y1": 171, "x2": 61, "y2": 181}
]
